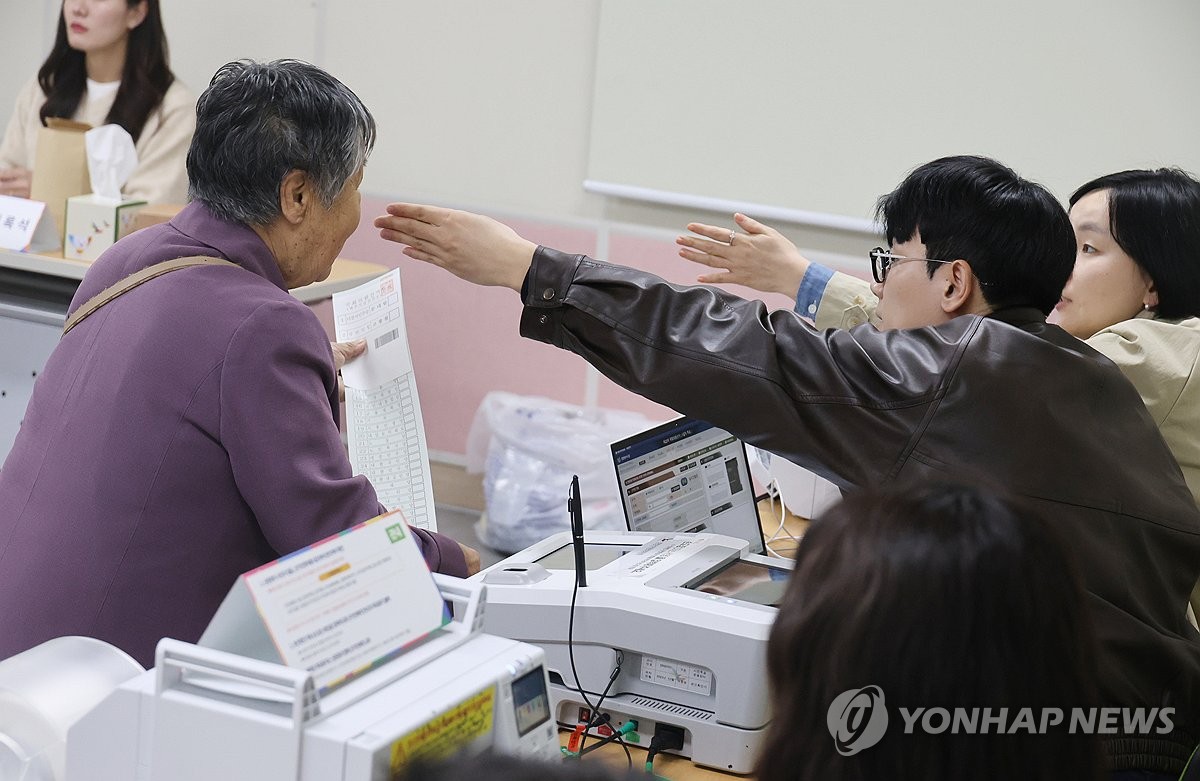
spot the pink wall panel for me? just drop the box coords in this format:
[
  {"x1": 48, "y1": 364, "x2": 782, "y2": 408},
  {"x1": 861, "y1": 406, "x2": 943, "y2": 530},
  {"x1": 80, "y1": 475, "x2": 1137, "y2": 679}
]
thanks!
[
  {"x1": 319, "y1": 201, "x2": 827, "y2": 457},
  {"x1": 607, "y1": 230, "x2": 800, "y2": 310},
  {"x1": 595, "y1": 379, "x2": 677, "y2": 424},
  {"x1": 329, "y1": 198, "x2": 600, "y2": 455}
]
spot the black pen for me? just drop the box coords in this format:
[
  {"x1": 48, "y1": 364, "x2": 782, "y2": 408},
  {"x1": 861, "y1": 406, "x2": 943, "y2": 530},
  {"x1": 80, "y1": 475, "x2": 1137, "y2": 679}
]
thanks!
[{"x1": 569, "y1": 474, "x2": 586, "y2": 588}]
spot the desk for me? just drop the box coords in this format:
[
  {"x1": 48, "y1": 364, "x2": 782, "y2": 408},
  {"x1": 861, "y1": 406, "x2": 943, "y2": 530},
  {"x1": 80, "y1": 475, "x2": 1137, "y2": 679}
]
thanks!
[
  {"x1": 0, "y1": 249, "x2": 386, "y2": 304},
  {"x1": 758, "y1": 495, "x2": 809, "y2": 558},
  {"x1": 558, "y1": 729, "x2": 735, "y2": 780},
  {"x1": 0, "y1": 248, "x2": 387, "y2": 458}
]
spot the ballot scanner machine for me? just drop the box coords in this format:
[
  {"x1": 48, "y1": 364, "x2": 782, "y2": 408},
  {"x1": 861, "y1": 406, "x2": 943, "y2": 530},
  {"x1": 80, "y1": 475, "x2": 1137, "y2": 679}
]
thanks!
[
  {"x1": 473, "y1": 531, "x2": 792, "y2": 774},
  {"x1": 61, "y1": 576, "x2": 560, "y2": 781}
]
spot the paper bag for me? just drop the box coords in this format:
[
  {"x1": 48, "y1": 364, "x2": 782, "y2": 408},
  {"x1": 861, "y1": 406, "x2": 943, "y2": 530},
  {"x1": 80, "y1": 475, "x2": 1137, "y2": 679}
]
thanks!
[{"x1": 30, "y1": 118, "x2": 92, "y2": 246}]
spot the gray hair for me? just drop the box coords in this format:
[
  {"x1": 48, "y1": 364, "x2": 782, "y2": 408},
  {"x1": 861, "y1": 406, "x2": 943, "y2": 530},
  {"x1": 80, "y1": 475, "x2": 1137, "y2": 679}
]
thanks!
[{"x1": 186, "y1": 59, "x2": 376, "y2": 225}]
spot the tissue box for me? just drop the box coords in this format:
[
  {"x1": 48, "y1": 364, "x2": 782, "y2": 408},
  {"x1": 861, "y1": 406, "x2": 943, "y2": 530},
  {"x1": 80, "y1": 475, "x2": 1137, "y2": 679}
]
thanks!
[{"x1": 64, "y1": 194, "x2": 147, "y2": 261}]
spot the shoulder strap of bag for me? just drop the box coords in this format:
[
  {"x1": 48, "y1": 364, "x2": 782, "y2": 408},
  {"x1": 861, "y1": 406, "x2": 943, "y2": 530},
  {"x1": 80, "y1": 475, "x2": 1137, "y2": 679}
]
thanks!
[{"x1": 62, "y1": 255, "x2": 240, "y2": 336}]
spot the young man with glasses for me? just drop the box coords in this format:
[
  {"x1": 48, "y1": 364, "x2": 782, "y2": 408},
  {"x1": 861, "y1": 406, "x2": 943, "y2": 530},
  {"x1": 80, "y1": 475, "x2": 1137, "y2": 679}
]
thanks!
[{"x1": 376, "y1": 155, "x2": 1200, "y2": 776}]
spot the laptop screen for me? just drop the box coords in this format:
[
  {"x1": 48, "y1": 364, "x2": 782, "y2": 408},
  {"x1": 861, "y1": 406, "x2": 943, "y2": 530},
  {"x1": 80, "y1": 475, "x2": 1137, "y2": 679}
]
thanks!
[{"x1": 611, "y1": 417, "x2": 766, "y2": 554}]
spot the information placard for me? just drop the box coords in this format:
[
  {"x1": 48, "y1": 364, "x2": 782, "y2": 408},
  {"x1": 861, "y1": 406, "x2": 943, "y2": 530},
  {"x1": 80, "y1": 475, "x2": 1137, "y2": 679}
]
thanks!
[{"x1": 202, "y1": 509, "x2": 448, "y2": 694}]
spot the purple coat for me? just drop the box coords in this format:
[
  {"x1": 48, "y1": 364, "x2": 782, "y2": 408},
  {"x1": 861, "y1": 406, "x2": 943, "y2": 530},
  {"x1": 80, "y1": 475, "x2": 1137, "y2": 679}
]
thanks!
[{"x1": 0, "y1": 202, "x2": 466, "y2": 667}]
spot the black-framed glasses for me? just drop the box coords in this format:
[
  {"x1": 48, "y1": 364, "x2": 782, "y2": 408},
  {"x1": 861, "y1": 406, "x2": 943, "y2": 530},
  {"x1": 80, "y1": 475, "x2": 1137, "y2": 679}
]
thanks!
[{"x1": 869, "y1": 247, "x2": 954, "y2": 284}]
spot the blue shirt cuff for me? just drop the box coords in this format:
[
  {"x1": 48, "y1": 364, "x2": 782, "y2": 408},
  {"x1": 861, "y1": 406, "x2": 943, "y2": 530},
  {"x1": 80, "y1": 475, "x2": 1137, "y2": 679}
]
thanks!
[{"x1": 794, "y1": 263, "x2": 834, "y2": 318}]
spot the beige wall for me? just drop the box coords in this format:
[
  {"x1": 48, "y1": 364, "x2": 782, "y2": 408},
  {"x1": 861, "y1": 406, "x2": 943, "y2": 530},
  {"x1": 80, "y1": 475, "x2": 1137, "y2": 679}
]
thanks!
[
  {"x1": 9, "y1": 2, "x2": 1199, "y2": 263},
  {"x1": 6, "y1": 1, "x2": 1196, "y2": 462},
  {"x1": 589, "y1": 0, "x2": 1200, "y2": 228},
  {"x1": 2, "y1": 0, "x2": 867, "y2": 260},
  {"x1": 0, "y1": 3, "x2": 57, "y2": 127}
]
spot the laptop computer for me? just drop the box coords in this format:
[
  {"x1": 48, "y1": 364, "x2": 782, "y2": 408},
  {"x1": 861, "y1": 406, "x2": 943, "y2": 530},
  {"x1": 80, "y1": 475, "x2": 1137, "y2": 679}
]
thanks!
[{"x1": 610, "y1": 416, "x2": 766, "y2": 554}]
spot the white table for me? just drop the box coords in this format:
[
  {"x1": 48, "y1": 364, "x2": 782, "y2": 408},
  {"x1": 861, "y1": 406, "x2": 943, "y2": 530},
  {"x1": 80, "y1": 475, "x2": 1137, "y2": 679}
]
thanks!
[
  {"x1": 0, "y1": 248, "x2": 387, "y2": 458},
  {"x1": 0, "y1": 249, "x2": 386, "y2": 303}
]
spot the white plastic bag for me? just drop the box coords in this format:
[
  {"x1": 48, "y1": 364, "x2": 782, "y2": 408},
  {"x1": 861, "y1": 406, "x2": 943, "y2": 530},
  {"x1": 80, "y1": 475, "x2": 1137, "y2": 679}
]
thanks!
[{"x1": 466, "y1": 392, "x2": 654, "y2": 553}]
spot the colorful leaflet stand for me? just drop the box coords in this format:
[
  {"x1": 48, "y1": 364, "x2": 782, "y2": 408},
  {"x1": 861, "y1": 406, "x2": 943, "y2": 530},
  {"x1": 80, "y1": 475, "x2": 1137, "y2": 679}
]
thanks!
[{"x1": 200, "y1": 508, "x2": 449, "y2": 695}]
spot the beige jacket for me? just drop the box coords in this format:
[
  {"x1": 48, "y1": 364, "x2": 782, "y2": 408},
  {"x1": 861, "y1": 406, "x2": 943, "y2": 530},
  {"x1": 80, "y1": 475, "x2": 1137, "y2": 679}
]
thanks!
[
  {"x1": 0, "y1": 76, "x2": 195, "y2": 204},
  {"x1": 814, "y1": 270, "x2": 1200, "y2": 615}
]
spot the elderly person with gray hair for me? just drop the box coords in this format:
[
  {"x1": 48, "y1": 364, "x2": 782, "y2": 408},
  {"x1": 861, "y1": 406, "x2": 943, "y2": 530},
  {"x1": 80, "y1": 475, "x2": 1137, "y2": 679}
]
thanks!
[{"x1": 0, "y1": 60, "x2": 477, "y2": 669}]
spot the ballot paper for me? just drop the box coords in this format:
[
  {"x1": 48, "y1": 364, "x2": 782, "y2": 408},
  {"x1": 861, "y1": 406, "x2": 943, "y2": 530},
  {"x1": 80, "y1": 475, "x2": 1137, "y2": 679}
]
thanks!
[{"x1": 333, "y1": 269, "x2": 437, "y2": 531}]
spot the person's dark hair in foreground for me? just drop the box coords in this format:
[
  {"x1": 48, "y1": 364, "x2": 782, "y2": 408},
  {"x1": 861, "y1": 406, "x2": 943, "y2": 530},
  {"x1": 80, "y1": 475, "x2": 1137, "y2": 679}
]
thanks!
[
  {"x1": 758, "y1": 483, "x2": 1106, "y2": 781},
  {"x1": 396, "y1": 751, "x2": 639, "y2": 781}
]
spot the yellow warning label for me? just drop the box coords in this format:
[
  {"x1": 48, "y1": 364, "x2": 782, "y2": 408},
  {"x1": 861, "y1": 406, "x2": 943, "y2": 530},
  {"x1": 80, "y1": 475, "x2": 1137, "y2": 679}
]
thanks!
[
  {"x1": 389, "y1": 687, "x2": 495, "y2": 773},
  {"x1": 318, "y1": 562, "x2": 350, "y2": 581}
]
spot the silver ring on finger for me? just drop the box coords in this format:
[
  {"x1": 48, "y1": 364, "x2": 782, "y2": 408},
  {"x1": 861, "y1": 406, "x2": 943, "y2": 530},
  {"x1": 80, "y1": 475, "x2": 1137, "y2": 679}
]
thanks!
[{"x1": 728, "y1": 230, "x2": 736, "y2": 245}]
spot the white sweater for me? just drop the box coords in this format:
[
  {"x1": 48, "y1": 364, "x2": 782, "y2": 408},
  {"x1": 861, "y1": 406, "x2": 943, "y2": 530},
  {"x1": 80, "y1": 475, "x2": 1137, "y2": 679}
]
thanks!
[{"x1": 0, "y1": 75, "x2": 195, "y2": 205}]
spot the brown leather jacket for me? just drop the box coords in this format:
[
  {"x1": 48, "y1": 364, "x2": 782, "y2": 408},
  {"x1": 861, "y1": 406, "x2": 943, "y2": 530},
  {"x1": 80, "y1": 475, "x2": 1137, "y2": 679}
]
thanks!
[{"x1": 520, "y1": 247, "x2": 1200, "y2": 772}]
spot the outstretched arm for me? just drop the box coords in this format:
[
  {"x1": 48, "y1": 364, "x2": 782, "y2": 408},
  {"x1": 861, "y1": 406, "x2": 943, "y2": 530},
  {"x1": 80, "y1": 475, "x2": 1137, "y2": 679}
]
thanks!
[
  {"x1": 677, "y1": 213, "x2": 880, "y2": 329},
  {"x1": 676, "y1": 212, "x2": 810, "y2": 297},
  {"x1": 373, "y1": 201, "x2": 941, "y2": 489},
  {"x1": 375, "y1": 203, "x2": 537, "y2": 291}
]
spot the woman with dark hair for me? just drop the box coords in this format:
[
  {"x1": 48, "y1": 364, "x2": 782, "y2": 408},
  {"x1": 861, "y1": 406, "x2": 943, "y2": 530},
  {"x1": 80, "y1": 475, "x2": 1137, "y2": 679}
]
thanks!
[
  {"x1": 1052, "y1": 169, "x2": 1200, "y2": 623},
  {"x1": 1049, "y1": 169, "x2": 1200, "y2": 492},
  {"x1": 758, "y1": 483, "x2": 1106, "y2": 781},
  {"x1": 0, "y1": 0, "x2": 194, "y2": 203}
]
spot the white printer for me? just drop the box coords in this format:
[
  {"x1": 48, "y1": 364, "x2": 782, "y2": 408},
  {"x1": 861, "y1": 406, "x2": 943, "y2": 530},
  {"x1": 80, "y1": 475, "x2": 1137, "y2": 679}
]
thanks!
[
  {"x1": 61, "y1": 576, "x2": 559, "y2": 781},
  {"x1": 473, "y1": 531, "x2": 792, "y2": 774}
]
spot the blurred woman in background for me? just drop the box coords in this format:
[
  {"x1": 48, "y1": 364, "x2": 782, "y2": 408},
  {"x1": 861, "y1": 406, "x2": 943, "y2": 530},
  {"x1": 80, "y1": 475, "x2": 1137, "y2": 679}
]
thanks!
[{"x1": 0, "y1": 0, "x2": 194, "y2": 203}]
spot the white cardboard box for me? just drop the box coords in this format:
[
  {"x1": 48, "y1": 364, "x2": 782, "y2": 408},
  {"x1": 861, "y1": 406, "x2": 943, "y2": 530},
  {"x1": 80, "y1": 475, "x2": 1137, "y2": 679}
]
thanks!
[{"x1": 64, "y1": 194, "x2": 147, "y2": 261}]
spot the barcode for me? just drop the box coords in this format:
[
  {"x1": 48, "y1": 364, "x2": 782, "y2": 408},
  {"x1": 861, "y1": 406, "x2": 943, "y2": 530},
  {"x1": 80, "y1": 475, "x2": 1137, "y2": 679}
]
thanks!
[{"x1": 374, "y1": 328, "x2": 399, "y2": 349}]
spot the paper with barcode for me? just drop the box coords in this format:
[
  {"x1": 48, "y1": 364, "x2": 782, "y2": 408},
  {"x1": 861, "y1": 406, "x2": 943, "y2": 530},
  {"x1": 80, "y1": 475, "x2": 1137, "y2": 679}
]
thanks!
[{"x1": 332, "y1": 268, "x2": 437, "y2": 531}]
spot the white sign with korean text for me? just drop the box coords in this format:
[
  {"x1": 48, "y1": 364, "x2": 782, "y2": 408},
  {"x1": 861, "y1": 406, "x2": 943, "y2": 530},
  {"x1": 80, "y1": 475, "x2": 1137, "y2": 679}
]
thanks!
[
  {"x1": 0, "y1": 195, "x2": 54, "y2": 251},
  {"x1": 242, "y1": 509, "x2": 448, "y2": 694}
]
